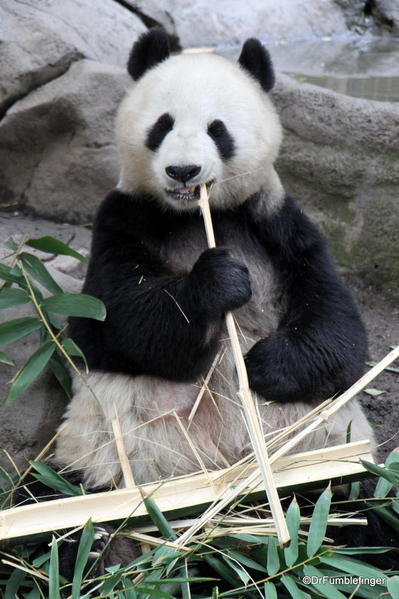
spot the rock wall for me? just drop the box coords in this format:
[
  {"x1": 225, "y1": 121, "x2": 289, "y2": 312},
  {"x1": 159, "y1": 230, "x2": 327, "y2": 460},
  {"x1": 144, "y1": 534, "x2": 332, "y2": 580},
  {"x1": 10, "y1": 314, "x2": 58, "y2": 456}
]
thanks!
[{"x1": 272, "y1": 74, "x2": 399, "y2": 295}]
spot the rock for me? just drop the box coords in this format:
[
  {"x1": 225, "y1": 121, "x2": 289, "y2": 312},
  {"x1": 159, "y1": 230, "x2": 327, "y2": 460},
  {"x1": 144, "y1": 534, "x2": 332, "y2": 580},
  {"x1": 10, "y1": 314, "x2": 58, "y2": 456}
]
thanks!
[
  {"x1": 133, "y1": 0, "x2": 348, "y2": 48},
  {"x1": 0, "y1": 60, "x2": 130, "y2": 222},
  {"x1": 272, "y1": 73, "x2": 399, "y2": 295},
  {"x1": 0, "y1": 0, "x2": 145, "y2": 118},
  {"x1": 371, "y1": 0, "x2": 399, "y2": 33}
]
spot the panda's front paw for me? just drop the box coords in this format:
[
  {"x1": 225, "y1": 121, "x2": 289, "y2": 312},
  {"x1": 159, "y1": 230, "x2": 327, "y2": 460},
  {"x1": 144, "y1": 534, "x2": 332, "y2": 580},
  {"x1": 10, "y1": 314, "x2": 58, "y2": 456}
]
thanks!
[
  {"x1": 59, "y1": 524, "x2": 110, "y2": 581},
  {"x1": 190, "y1": 247, "x2": 252, "y2": 315}
]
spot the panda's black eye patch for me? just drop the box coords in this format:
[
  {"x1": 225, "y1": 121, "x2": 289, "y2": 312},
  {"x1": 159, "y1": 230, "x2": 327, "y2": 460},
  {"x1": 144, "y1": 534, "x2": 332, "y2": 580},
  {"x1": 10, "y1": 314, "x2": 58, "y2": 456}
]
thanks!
[
  {"x1": 207, "y1": 119, "x2": 235, "y2": 159},
  {"x1": 146, "y1": 113, "x2": 174, "y2": 151}
]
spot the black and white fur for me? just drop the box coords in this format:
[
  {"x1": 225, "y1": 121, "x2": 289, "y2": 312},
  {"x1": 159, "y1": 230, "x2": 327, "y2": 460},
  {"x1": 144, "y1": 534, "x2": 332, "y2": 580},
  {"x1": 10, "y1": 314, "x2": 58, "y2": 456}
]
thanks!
[{"x1": 46, "y1": 29, "x2": 396, "y2": 573}]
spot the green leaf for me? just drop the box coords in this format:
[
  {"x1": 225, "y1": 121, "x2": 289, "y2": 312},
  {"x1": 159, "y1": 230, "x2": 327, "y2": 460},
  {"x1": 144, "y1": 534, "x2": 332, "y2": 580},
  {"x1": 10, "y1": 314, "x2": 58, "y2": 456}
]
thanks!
[
  {"x1": 62, "y1": 337, "x2": 88, "y2": 371},
  {"x1": 20, "y1": 252, "x2": 63, "y2": 295},
  {"x1": 226, "y1": 549, "x2": 267, "y2": 573},
  {"x1": 0, "y1": 316, "x2": 41, "y2": 346},
  {"x1": 42, "y1": 293, "x2": 106, "y2": 321},
  {"x1": 4, "y1": 237, "x2": 18, "y2": 251},
  {"x1": 49, "y1": 536, "x2": 60, "y2": 599},
  {"x1": 0, "y1": 286, "x2": 30, "y2": 309},
  {"x1": 0, "y1": 351, "x2": 14, "y2": 365},
  {"x1": 303, "y1": 565, "x2": 346, "y2": 598},
  {"x1": 374, "y1": 451, "x2": 399, "y2": 498},
  {"x1": 26, "y1": 236, "x2": 88, "y2": 263},
  {"x1": 0, "y1": 263, "x2": 24, "y2": 284},
  {"x1": 264, "y1": 581, "x2": 278, "y2": 599},
  {"x1": 101, "y1": 566, "x2": 124, "y2": 594},
  {"x1": 361, "y1": 460, "x2": 399, "y2": 485},
  {"x1": 72, "y1": 519, "x2": 94, "y2": 599},
  {"x1": 49, "y1": 353, "x2": 73, "y2": 398},
  {"x1": 121, "y1": 578, "x2": 137, "y2": 599},
  {"x1": 266, "y1": 537, "x2": 280, "y2": 576},
  {"x1": 307, "y1": 484, "x2": 332, "y2": 558},
  {"x1": 284, "y1": 496, "x2": 300, "y2": 567},
  {"x1": 143, "y1": 494, "x2": 176, "y2": 540},
  {"x1": 5, "y1": 568, "x2": 26, "y2": 599},
  {"x1": 333, "y1": 546, "x2": 394, "y2": 555},
  {"x1": 281, "y1": 574, "x2": 308, "y2": 598},
  {"x1": 203, "y1": 555, "x2": 239, "y2": 587},
  {"x1": 366, "y1": 503, "x2": 399, "y2": 532},
  {"x1": 319, "y1": 554, "x2": 387, "y2": 584},
  {"x1": 5, "y1": 341, "x2": 55, "y2": 403},
  {"x1": 349, "y1": 481, "x2": 360, "y2": 500},
  {"x1": 134, "y1": 589, "x2": 175, "y2": 599},
  {"x1": 31, "y1": 461, "x2": 82, "y2": 496},
  {"x1": 221, "y1": 555, "x2": 250, "y2": 586},
  {"x1": 388, "y1": 576, "x2": 399, "y2": 599}
]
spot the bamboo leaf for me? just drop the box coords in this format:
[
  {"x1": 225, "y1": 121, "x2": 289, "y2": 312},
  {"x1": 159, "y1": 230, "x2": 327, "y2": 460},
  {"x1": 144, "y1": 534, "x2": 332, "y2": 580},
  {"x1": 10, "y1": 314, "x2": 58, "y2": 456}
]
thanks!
[
  {"x1": 49, "y1": 353, "x2": 73, "y2": 398},
  {"x1": 72, "y1": 519, "x2": 94, "y2": 599},
  {"x1": 135, "y1": 589, "x2": 175, "y2": 599},
  {"x1": 143, "y1": 494, "x2": 176, "y2": 540},
  {"x1": 5, "y1": 341, "x2": 55, "y2": 403},
  {"x1": 203, "y1": 555, "x2": 239, "y2": 587},
  {"x1": 264, "y1": 581, "x2": 278, "y2": 599},
  {"x1": 374, "y1": 450, "x2": 399, "y2": 498},
  {"x1": 366, "y1": 503, "x2": 399, "y2": 532},
  {"x1": 319, "y1": 554, "x2": 387, "y2": 584},
  {"x1": 333, "y1": 546, "x2": 394, "y2": 555},
  {"x1": 0, "y1": 287, "x2": 30, "y2": 309},
  {"x1": 5, "y1": 568, "x2": 26, "y2": 599},
  {"x1": 303, "y1": 565, "x2": 346, "y2": 598},
  {"x1": 42, "y1": 293, "x2": 106, "y2": 321},
  {"x1": 0, "y1": 263, "x2": 24, "y2": 284},
  {"x1": 0, "y1": 351, "x2": 14, "y2": 365},
  {"x1": 26, "y1": 236, "x2": 88, "y2": 263},
  {"x1": 388, "y1": 576, "x2": 399, "y2": 599},
  {"x1": 0, "y1": 316, "x2": 41, "y2": 346},
  {"x1": 226, "y1": 549, "x2": 267, "y2": 573},
  {"x1": 284, "y1": 496, "x2": 300, "y2": 567},
  {"x1": 221, "y1": 555, "x2": 250, "y2": 586},
  {"x1": 266, "y1": 537, "x2": 280, "y2": 576},
  {"x1": 361, "y1": 460, "x2": 399, "y2": 485},
  {"x1": 281, "y1": 574, "x2": 308, "y2": 598},
  {"x1": 20, "y1": 252, "x2": 63, "y2": 295},
  {"x1": 62, "y1": 337, "x2": 88, "y2": 371},
  {"x1": 49, "y1": 536, "x2": 60, "y2": 599},
  {"x1": 307, "y1": 485, "x2": 332, "y2": 558},
  {"x1": 4, "y1": 237, "x2": 18, "y2": 251},
  {"x1": 31, "y1": 461, "x2": 82, "y2": 496}
]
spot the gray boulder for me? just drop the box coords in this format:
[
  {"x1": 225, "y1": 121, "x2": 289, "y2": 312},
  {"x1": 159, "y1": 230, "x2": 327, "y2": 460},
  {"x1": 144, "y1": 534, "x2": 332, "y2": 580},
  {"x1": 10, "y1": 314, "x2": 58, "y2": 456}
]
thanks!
[
  {"x1": 272, "y1": 73, "x2": 399, "y2": 295},
  {"x1": 0, "y1": 0, "x2": 145, "y2": 117},
  {"x1": 132, "y1": 0, "x2": 348, "y2": 47},
  {"x1": 371, "y1": 0, "x2": 399, "y2": 33},
  {"x1": 0, "y1": 60, "x2": 130, "y2": 222}
]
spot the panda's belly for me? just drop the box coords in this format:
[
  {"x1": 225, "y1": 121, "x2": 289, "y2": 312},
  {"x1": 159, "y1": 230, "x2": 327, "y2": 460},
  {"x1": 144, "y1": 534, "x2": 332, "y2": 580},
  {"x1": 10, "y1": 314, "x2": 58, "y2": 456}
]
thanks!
[{"x1": 160, "y1": 218, "x2": 284, "y2": 338}]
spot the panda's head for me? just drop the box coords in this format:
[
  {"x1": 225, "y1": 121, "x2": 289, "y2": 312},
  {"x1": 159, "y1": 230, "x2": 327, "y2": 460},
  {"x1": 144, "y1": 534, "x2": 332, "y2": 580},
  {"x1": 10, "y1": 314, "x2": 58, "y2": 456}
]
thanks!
[{"x1": 116, "y1": 28, "x2": 283, "y2": 211}]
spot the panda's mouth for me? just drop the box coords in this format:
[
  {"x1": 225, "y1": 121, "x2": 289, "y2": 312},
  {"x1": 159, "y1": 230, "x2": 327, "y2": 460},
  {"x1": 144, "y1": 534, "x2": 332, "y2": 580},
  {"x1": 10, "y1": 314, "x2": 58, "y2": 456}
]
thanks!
[{"x1": 165, "y1": 181, "x2": 214, "y2": 202}]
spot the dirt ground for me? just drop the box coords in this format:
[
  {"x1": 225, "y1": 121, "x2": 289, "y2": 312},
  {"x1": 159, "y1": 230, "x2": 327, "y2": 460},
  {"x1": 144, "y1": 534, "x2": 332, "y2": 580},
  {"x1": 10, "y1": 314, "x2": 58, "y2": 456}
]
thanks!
[
  {"x1": 1, "y1": 212, "x2": 398, "y2": 464},
  {"x1": 344, "y1": 273, "x2": 399, "y2": 462}
]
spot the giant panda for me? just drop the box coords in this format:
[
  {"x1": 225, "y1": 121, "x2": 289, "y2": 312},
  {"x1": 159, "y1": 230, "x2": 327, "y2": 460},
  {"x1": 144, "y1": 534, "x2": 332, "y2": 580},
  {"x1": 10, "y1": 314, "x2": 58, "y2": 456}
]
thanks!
[{"x1": 39, "y1": 28, "x2": 396, "y2": 572}]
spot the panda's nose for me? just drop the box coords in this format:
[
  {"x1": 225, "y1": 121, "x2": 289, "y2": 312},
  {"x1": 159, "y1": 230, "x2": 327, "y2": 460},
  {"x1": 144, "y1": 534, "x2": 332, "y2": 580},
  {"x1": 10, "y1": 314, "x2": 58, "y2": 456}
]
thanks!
[{"x1": 165, "y1": 164, "x2": 201, "y2": 184}]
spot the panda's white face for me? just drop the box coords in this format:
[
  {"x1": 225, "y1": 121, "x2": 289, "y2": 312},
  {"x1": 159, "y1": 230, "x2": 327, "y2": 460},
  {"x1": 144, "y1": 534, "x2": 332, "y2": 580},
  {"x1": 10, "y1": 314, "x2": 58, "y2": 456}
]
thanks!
[{"x1": 116, "y1": 53, "x2": 283, "y2": 211}]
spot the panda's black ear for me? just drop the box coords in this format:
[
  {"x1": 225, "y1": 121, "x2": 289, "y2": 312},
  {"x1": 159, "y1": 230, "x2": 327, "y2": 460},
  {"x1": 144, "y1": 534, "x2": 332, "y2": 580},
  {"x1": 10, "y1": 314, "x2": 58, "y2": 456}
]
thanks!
[
  {"x1": 127, "y1": 27, "x2": 170, "y2": 80},
  {"x1": 238, "y1": 38, "x2": 275, "y2": 92}
]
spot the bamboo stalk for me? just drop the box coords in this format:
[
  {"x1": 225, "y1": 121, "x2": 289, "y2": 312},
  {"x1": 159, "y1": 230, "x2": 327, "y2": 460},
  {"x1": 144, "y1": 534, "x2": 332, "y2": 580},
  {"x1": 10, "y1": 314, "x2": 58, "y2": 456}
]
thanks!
[
  {"x1": 0, "y1": 441, "x2": 371, "y2": 541},
  {"x1": 198, "y1": 184, "x2": 289, "y2": 546},
  {"x1": 111, "y1": 411, "x2": 135, "y2": 488},
  {"x1": 177, "y1": 346, "x2": 399, "y2": 545}
]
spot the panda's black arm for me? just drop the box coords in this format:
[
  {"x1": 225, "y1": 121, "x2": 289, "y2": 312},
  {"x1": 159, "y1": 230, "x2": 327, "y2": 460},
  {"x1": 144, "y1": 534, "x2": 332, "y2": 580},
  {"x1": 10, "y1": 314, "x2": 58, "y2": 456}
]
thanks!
[
  {"x1": 69, "y1": 191, "x2": 249, "y2": 381},
  {"x1": 244, "y1": 194, "x2": 367, "y2": 402}
]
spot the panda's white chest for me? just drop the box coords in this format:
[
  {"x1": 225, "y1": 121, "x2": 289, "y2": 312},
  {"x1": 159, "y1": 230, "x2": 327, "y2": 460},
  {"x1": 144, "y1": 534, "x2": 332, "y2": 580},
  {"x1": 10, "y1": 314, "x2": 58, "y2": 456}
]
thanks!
[{"x1": 160, "y1": 218, "x2": 283, "y2": 340}]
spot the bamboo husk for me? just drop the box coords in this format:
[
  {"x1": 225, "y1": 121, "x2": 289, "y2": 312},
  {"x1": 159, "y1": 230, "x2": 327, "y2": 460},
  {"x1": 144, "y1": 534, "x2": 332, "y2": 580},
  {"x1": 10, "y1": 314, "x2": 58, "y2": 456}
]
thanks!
[
  {"x1": 198, "y1": 184, "x2": 290, "y2": 546},
  {"x1": 0, "y1": 440, "x2": 372, "y2": 541}
]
